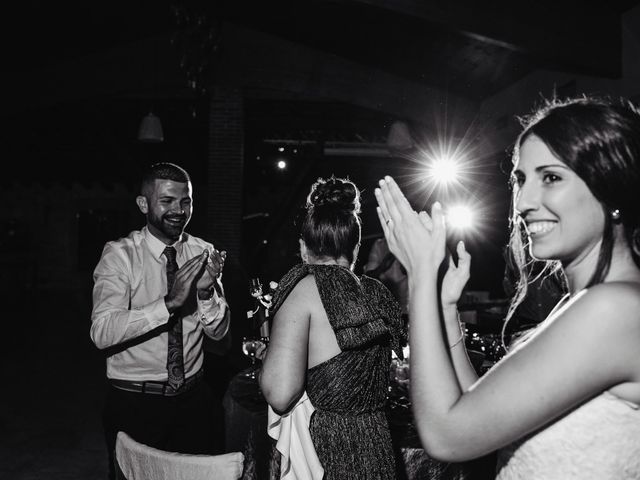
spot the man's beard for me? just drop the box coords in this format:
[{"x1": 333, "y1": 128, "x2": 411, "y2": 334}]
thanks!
[{"x1": 149, "y1": 213, "x2": 188, "y2": 241}]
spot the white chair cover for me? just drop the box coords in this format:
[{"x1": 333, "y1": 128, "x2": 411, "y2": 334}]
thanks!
[{"x1": 115, "y1": 431, "x2": 244, "y2": 480}]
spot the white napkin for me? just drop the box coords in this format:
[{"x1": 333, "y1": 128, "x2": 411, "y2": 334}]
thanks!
[{"x1": 267, "y1": 392, "x2": 324, "y2": 480}]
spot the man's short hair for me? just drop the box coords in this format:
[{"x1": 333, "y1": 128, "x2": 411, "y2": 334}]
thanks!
[{"x1": 140, "y1": 162, "x2": 191, "y2": 197}]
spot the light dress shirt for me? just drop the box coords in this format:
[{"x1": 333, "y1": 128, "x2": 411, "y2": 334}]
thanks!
[{"x1": 90, "y1": 226, "x2": 229, "y2": 382}]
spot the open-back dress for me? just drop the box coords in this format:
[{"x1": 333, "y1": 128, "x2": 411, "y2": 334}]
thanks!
[{"x1": 271, "y1": 263, "x2": 407, "y2": 479}]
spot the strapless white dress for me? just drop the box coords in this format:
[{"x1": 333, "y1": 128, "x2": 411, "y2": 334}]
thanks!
[{"x1": 496, "y1": 391, "x2": 640, "y2": 479}]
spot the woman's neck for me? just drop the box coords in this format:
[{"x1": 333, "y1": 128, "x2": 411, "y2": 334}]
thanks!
[
  {"x1": 604, "y1": 244, "x2": 640, "y2": 283},
  {"x1": 307, "y1": 255, "x2": 351, "y2": 268},
  {"x1": 563, "y1": 235, "x2": 640, "y2": 294}
]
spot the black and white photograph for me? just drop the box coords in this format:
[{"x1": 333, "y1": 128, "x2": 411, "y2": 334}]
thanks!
[{"x1": 2, "y1": 1, "x2": 640, "y2": 479}]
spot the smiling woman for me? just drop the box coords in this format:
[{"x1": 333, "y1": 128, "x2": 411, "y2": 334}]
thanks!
[
  {"x1": 513, "y1": 135, "x2": 606, "y2": 265},
  {"x1": 374, "y1": 96, "x2": 640, "y2": 479},
  {"x1": 507, "y1": 98, "x2": 640, "y2": 313}
]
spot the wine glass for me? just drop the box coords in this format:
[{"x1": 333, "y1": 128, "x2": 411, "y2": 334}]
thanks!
[{"x1": 241, "y1": 336, "x2": 265, "y2": 379}]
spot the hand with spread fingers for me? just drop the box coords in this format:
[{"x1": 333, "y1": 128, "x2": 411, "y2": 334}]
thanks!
[{"x1": 374, "y1": 176, "x2": 447, "y2": 277}]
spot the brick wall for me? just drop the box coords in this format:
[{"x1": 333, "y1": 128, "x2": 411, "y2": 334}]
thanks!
[{"x1": 207, "y1": 87, "x2": 244, "y2": 260}]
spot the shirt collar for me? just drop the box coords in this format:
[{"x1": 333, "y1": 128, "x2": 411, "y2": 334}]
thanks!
[{"x1": 143, "y1": 226, "x2": 185, "y2": 260}]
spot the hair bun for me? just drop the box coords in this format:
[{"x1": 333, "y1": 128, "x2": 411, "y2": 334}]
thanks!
[{"x1": 307, "y1": 177, "x2": 361, "y2": 214}]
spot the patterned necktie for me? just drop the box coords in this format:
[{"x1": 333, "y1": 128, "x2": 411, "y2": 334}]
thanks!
[{"x1": 163, "y1": 246, "x2": 185, "y2": 390}]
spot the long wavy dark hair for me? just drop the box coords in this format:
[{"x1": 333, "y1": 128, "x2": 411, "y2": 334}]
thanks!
[
  {"x1": 300, "y1": 176, "x2": 362, "y2": 265},
  {"x1": 505, "y1": 96, "x2": 640, "y2": 326}
]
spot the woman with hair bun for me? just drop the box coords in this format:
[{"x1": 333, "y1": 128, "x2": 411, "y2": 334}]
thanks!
[
  {"x1": 375, "y1": 96, "x2": 640, "y2": 479},
  {"x1": 260, "y1": 176, "x2": 406, "y2": 479}
]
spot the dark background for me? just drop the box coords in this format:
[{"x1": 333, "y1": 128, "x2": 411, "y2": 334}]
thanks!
[
  {"x1": 2, "y1": 0, "x2": 639, "y2": 292},
  {"x1": 0, "y1": 1, "x2": 639, "y2": 478}
]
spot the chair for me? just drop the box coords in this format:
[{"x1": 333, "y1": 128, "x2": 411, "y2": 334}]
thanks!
[{"x1": 115, "y1": 431, "x2": 244, "y2": 480}]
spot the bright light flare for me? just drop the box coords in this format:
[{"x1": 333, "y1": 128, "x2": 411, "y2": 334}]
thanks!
[
  {"x1": 446, "y1": 204, "x2": 474, "y2": 231},
  {"x1": 428, "y1": 156, "x2": 460, "y2": 185},
  {"x1": 276, "y1": 160, "x2": 287, "y2": 170}
]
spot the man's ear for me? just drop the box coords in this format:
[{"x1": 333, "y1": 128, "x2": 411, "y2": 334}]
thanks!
[{"x1": 136, "y1": 195, "x2": 148, "y2": 214}]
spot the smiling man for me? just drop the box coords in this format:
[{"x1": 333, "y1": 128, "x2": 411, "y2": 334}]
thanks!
[{"x1": 90, "y1": 162, "x2": 230, "y2": 479}]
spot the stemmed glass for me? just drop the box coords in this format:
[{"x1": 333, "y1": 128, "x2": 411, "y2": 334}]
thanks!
[
  {"x1": 388, "y1": 352, "x2": 411, "y2": 409},
  {"x1": 241, "y1": 336, "x2": 266, "y2": 379},
  {"x1": 242, "y1": 277, "x2": 271, "y2": 380}
]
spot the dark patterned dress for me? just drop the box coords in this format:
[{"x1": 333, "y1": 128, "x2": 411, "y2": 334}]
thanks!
[{"x1": 271, "y1": 263, "x2": 407, "y2": 480}]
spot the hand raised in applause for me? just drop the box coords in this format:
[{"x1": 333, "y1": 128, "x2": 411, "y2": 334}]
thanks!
[
  {"x1": 441, "y1": 240, "x2": 471, "y2": 310},
  {"x1": 196, "y1": 248, "x2": 226, "y2": 292},
  {"x1": 165, "y1": 250, "x2": 210, "y2": 313},
  {"x1": 374, "y1": 176, "x2": 447, "y2": 277}
]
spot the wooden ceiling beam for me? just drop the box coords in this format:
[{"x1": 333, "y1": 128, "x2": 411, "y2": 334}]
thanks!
[
  {"x1": 341, "y1": 0, "x2": 623, "y2": 77},
  {"x1": 214, "y1": 22, "x2": 479, "y2": 127}
]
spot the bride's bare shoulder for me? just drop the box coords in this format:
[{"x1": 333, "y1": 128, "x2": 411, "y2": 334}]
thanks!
[
  {"x1": 571, "y1": 281, "x2": 640, "y2": 327},
  {"x1": 584, "y1": 281, "x2": 640, "y2": 303}
]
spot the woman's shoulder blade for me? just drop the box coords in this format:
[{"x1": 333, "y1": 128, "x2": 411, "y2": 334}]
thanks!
[
  {"x1": 290, "y1": 273, "x2": 318, "y2": 298},
  {"x1": 274, "y1": 274, "x2": 319, "y2": 319},
  {"x1": 271, "y1": 264, "x2": 313, "y2": 316}
]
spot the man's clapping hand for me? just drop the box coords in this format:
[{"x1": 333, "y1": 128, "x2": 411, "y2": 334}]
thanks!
[
  {"x1": 165, "y1": 250, "x2": 220, "y2": 313},
  {"x1": 197, "y1": 248, "x2": 226, "y2": 293}
]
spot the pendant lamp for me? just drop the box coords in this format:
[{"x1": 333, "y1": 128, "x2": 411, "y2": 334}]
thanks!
[
  {"x1": 138, "y1": 112, "x2": 164, "y2": 143},
  {"x1": 386, "y1": 120, "x2": 414, "y2": 151}
]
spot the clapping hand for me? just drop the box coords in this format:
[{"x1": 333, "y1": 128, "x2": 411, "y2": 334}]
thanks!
[
  {"x1": 441, "y1": 241, "x2": 471, "y2": 310},
  {"x1": 197, "y1": 248, "x2": 226, "y2": 292},
  {"x1": 374, "y1": 176, "x2": 447, "y2": 277},
  {"x1": 165, "y1": 250, "x2": 212, "y2": 312}
]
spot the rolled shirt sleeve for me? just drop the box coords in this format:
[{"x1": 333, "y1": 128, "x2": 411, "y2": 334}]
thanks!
[{"x1": 198, "y1": 287, "x2": 230, "y2": 340}]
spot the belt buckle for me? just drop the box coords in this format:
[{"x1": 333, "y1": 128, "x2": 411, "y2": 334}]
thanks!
[
  {"x1": 143, "y1": 381, "x2": 167, "y2": 395},
  {"x1": 134, "y1": 369, "x2": 202, "y2": 396}
]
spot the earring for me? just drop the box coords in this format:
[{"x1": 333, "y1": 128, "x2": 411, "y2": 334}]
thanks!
[{"x1": 611, "y1": 209, "x2": 621, "y2": 222}]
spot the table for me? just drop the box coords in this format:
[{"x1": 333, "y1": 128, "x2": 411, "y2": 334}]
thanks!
[
  {"x1": 223, "y1": 370, "x2": 495, "y2": 480},
  {"x1": 223, "y1": 370, "x2": 277, "y2": 480}
]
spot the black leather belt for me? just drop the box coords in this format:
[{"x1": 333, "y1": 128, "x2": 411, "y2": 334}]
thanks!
[{"x1": 110, "y1": 369, "x2": 204, "y2": 397}]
